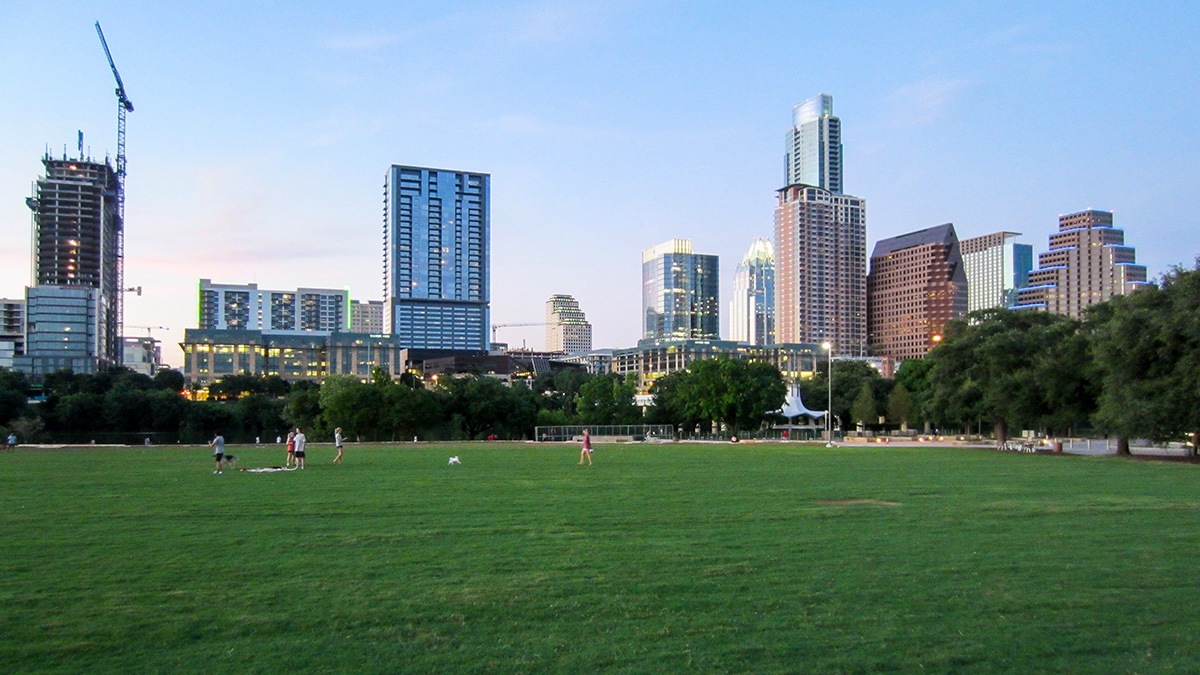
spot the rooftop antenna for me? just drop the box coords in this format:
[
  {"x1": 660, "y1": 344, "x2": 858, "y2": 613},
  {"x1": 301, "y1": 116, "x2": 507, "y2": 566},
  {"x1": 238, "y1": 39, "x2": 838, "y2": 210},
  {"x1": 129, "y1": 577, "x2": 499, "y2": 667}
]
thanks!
[{"x1": 77, "y1": 131, "x2": 83, "y2": 157}]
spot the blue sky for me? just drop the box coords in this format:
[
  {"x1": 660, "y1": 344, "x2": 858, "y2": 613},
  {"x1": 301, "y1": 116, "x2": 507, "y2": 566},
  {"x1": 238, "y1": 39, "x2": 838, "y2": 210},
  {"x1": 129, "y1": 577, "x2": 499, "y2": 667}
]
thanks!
[{"x1": 3, "y1": 1, "x2": 1199, "y2": 366}]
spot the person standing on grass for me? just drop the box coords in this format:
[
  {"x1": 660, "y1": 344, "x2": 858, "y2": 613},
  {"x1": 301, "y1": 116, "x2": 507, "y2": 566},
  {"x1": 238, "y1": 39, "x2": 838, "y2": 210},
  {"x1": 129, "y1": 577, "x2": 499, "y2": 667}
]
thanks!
[
  {"x1": 210, "y1": 432, "x2": 226, "y2": 474},
  {"x1": 286, "y1": 431, "x2": 296, "y2": 468},
  {"x1": 579, "y1": 429, "x2": 593, "y2": 465},
  {"x1": 294, "y1": 427, "x2": 307, "y2": 469},
  {"x1": 333, "y1": 427, "x2": 345, "y2": 465}
]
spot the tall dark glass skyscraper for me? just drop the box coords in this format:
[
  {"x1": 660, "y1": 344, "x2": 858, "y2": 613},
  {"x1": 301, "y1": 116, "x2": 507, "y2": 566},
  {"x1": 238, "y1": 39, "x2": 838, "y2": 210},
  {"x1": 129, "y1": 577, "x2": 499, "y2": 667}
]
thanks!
[
  {"x1": 383, "y1": 165, "x2": 489, "y2": 351},
  {"x1": 641, "y1": 239, "x2": 719, "y2": 340}
]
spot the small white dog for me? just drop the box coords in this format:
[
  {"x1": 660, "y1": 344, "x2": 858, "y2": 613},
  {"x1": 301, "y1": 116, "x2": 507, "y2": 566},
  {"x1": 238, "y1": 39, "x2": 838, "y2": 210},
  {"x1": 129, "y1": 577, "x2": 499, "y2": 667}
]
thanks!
[{"x1": 448, "y1": 456, "x2": 461, "y2": 465}]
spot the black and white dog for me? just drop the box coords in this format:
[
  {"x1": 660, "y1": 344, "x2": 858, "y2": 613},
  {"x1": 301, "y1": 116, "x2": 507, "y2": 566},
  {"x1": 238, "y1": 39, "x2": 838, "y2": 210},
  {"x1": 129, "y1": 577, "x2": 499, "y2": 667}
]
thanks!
[{"x1": 219, "y1": 454, "x2": 239, "y2": 469}]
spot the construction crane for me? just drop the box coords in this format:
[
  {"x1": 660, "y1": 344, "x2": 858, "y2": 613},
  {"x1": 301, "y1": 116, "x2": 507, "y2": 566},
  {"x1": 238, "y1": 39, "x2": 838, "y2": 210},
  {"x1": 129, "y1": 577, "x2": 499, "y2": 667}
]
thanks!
[
  {"x1": 125, "y1": 325, "x2": 168, "y2": 338},
  {"x1": 491, "y1": 322, "x2": 549, "y2": 343},
  {"x1": 95, "y1": 21, "x2": 134, "y2": 364}
]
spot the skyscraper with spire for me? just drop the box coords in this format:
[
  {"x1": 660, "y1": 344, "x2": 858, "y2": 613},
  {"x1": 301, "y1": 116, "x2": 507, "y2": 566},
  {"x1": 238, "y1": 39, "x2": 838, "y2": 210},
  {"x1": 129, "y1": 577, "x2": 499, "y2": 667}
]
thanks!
[
  {"x1": 774, "y1": 94, "x2": 866, "y2": 352},
  {"x1": 729, "y1": 238, "x2": 775, "y2": 345}
]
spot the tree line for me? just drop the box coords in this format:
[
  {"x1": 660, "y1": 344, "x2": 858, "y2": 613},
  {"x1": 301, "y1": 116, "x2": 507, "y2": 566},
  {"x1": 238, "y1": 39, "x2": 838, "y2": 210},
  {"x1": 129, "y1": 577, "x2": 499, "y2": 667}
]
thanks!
[{"x1": 2, "y1": 262, "x2": 1198, "y2": 449}]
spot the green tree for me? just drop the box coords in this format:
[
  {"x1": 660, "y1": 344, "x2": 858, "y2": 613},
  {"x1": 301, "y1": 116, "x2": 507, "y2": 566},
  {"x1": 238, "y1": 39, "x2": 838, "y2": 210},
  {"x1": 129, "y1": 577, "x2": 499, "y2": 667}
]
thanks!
[
  {"x1": 282, "y1": 388, "x2": 325, "y2": 436},
  {"x1": 324, "y1": 381, "x2": 387, "y2": 441},
  {"x1": 1091, "y1": 263, "x2": 1200, "y2": 455},
  {"x1": 886, "y1": 383, "x2": 915, "y2": 431},
  {"x1": 442, "y1": 375, "x2": 517, "y2": 440},
  {"x1": 152, "y1": 369, "x2": 186, "y2": 392},
  {"x1": 892, "y1": 359, "x2": 934, "y2": 429},
  {"x1": 652, "y1": 359, "x2": 785, "y2": 436},
  {"x1": 384, "y1": 384, "x2": 443, "y2": 440},
  {"x1": 927, "y1": 308, "x2": 1089, "y2": 442},
  {"x1": 576, "y1": 373, "x2": 639, "y2": 425},
  {"x1": 851, "y1": 381, "x2": 877, "y2": 431}
]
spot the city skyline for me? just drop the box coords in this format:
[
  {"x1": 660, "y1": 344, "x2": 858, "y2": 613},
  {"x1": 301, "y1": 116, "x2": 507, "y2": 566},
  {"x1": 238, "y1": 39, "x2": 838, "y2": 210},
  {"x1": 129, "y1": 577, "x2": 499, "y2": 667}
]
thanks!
[{"x1": 3, "y1": 2, "x2": 1200, "y2": 365}]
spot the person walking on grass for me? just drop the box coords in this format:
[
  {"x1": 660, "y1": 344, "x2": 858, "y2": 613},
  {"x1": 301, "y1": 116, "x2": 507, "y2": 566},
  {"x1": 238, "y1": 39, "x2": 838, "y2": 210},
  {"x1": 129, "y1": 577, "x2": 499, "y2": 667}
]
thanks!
[
  {"x1": 579, "y1": 429, "x2": 593, "y2": 465},
  {"x1": 210, "y1": 432, "x2": 226, "y2": 474},
  {"x1": 286, "y1": 431, "x2": 296, "y2": 468},
  {"x1": 333, "y1": 427, "x2": 344, "y2": 465},
  {"x1": 294, "y1": 427, "x2": 307, "y2": 469}
]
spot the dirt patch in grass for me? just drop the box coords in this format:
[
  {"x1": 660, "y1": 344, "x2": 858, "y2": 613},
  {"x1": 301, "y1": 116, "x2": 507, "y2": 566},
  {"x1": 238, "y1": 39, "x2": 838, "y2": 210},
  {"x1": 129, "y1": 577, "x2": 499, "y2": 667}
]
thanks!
[{"x1": 814, "y1": 499, "x2": 902, "y2": 506}]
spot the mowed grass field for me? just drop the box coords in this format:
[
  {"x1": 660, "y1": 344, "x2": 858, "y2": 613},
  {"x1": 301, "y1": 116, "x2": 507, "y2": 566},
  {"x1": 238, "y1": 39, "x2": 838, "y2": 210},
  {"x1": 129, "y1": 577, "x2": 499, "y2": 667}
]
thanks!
[{"x1": 3, "y1": 442, "x2": 1200, "y2": 674}]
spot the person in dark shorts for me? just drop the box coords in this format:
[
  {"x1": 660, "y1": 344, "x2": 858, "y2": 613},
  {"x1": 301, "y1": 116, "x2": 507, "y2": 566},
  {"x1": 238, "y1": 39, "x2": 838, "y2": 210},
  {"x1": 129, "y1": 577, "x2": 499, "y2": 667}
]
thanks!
[
  {"x1": 294, "y1": 428, "x2": 307, "y2": 469},
  {"x1": 210, "y1": 432, "x2": 226, "y2": 474}
]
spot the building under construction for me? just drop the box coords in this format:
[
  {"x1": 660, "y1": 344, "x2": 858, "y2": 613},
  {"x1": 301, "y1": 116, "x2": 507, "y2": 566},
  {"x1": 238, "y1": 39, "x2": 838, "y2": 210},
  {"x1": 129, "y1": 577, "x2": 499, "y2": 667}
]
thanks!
[{"x1": 15, "y1": 154, "x2": 123, "y2": 375}]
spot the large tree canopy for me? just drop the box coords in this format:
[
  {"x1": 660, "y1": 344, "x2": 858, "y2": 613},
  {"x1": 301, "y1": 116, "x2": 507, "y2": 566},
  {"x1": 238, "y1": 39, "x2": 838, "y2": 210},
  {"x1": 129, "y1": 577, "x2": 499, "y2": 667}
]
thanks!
[
  {"x1": 926, "y1": 309, "x2": 1089, "y2": 442},
  {"x1": 1091, "y1": 262, "x2": 1200, "y2": 454}
]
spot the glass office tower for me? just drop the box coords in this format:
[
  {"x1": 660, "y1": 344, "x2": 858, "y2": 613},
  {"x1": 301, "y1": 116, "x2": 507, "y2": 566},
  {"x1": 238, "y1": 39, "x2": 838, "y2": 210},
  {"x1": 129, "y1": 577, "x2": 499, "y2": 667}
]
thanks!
[
  {"x1": 729, "y1": 237, "x2": 775, "y2": 345},
  {"x1": 383, "y1": 165, "x2": 490, "y2": 351},
  {"x1": 642, "y1": 239, "x2": 719, "y2": 340},
  {"x1": 785, "y1": 93, "x2": 842, "y2": 194}
]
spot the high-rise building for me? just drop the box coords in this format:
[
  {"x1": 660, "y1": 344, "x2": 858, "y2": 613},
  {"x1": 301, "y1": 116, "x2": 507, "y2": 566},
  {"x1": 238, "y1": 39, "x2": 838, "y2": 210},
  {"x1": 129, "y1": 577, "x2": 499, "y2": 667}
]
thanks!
[
  {"x1": 350, "y1": 300, "x2": 385, "y2": 334},
  {"x1": 122, "y1": 336, "x2": 162, "y2": 377},
  {"x1": 960, "y1": 232, "x2": 1033, "y2": 313},
  {"x1": 545, "y1": 294, "x2": 592, "y2": 353},
  {"x1": 775, "y1": 95, "x2": 867, "y2": 353},
  {"x1": 729, "y1": 238, "x2": 775, "y2": 345},
  {"x1": 383, "y1": 165, "x2": 489, "y2": 351},
  {"x1": 198, "y1": 280, "x2": 349, "y2": 333},
  {"x1": 16, "y1": 155, "x2": 123, "y2": 375},
  {"x1": 785, "y1": 94, "x2": 842, "y2": 193},
  {"x1": 642, "y1": 239, "x2": 719, "y2": 340},
  {"x1": 1013, "y1": 210, "x2": 1150, "y2": 318},
  {"x1": 867, "y1": 223, "x2": 967, "y2": 361},
  {"x1": 774, "y1": 186, "x2": 866, "y2": 351}
]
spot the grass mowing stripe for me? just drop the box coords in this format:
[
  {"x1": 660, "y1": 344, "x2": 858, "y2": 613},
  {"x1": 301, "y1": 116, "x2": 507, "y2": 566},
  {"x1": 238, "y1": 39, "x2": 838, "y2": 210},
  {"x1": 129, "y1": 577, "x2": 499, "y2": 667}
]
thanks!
[{"x1": 2, "y1": 443, "x2": 1200, "y2": 673}]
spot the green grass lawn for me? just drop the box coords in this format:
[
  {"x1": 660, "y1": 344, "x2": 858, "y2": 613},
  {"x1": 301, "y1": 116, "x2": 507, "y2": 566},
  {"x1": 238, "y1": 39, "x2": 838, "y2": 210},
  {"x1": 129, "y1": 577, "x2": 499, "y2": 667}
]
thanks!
[{"x1": 2, "y1": 442, "x2": 1200, "y2": 674}]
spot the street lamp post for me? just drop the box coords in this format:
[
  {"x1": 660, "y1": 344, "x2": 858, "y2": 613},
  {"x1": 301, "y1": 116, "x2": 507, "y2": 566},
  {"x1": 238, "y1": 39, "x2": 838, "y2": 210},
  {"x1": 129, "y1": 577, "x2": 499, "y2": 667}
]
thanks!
[{"x1": 822, "y1": 341, "x2": 834, "y2": 447}]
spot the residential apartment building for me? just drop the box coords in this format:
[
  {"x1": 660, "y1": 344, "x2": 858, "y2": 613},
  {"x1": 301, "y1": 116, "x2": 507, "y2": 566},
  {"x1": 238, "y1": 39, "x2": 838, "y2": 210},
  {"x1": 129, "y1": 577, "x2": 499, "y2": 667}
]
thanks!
[
  {"x1": 785, "y1": 94, "x2": 842, "y2": 193},
  {"x1": 383, "y1": 164, "x2": 490, "y2": 351},
  {"x1": 774, "y1": 94, "x2": 867, "y2": 354},
  {"x1": 961, "y1": 232, "x2": 1033, "y2": 313},
  {"x1": 774, "y1": 185, "x2": 866, "y2": 352},
  {"x1": 198, "y1": 279, "x2": 348, "y2": 333},
  {"x1": 350, "y1": 300, "x2": 385, "y2": 334},
  {"x1": 867, "y1": 224, "x2": 967, "y2": 362},
  {"x1": 1013, "y1": 210, "x2": 1150, "y2": 318},
  {"x1": 729, "y1": 237, "x2": 775, "y2": 345},
  {"x1": 545, "y1": 294, "x2": 592, "y2": 353},
  {"x1": 642, "y1": 239, "x2": 720, "y2": 340}
]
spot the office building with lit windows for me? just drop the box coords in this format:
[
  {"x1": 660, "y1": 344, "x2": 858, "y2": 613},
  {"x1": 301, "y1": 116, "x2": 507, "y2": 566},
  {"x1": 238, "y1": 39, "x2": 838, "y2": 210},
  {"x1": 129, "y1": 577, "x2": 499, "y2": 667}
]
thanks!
[
  {"x1": 545, "y1": 294, "x2": 592, "y2": 353},
  {"x1": 198, "y1": 279, "x2": 348, "y2": 333},
  {"x1": 961, "y1": 232, "x2": 1033, "y2": 312},
  {"x1": 867, "y1": 223, "x2": 967, "y2": 362},
  {"x1": 774, "y1": 94, "x2": 867, "y2": 354},
  {"x1": 350, "y1": 300, "x2": 385, "y2": 334},
  {"x1": 15, "y1": 155, "x2": 122, "y2": 375},
  {"x1": 642, "y1": 239, "x2": 719, "y2": 340},
  {"x1": 729, "y1": 238, "x2": 775, "y2": 345},
  {"x1": 383, "y1": 164, "x2": 489, "y2": 351},
  {"x1": 1013, "y1": 210, "x2": 1150, "y2": 318}
]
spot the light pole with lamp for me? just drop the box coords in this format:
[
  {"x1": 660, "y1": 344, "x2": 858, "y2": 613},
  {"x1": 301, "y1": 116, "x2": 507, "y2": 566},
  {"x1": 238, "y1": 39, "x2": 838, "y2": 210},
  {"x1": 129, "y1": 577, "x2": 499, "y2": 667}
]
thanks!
[{"x1": 822, "y1": 341, "x2": 834, "y2": 446}]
